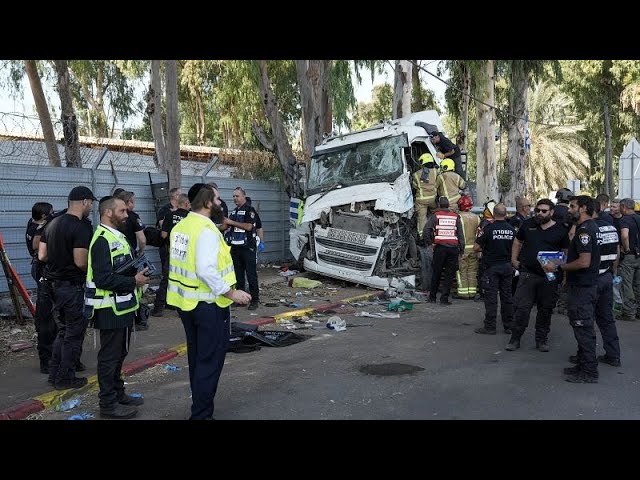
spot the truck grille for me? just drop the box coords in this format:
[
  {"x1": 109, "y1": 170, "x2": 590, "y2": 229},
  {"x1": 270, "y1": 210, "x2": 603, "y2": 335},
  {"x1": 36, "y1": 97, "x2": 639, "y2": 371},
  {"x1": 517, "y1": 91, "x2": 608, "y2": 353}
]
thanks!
[
  {"x1": 317, "y1": 253, "x2": 373, "y2": 271},
  {"x1": 315, "y1": 237, "x2": 378, "y2": 255}
]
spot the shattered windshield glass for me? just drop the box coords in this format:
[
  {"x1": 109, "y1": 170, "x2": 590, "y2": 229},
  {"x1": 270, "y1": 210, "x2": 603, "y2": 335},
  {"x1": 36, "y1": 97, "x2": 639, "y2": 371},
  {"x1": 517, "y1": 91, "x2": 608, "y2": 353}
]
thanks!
[{"x1": 307, "y1": 135, "x2": 407, "y2": 193}]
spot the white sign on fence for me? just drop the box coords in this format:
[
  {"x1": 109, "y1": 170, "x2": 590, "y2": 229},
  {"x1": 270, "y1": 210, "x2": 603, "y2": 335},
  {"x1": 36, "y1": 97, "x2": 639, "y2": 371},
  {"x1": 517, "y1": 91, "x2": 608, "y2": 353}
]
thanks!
[{"x1": 567, "y1": 179, "x2": 580, "y2": 193}]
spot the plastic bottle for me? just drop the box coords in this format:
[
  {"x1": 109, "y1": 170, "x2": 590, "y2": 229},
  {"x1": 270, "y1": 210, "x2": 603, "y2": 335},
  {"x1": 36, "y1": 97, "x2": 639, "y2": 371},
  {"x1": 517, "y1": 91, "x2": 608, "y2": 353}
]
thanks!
[
  {"x1": 55, "y1": 398, "x2": 81, "y2": 412},
  {"x1": 542, "y1": 260, "x2": 556, "y2": 282}
]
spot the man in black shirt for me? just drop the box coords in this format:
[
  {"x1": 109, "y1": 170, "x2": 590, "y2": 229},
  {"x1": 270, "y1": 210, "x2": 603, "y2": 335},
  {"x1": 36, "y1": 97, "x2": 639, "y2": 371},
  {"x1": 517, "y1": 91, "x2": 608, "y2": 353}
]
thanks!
[
  {"x1": 116, "y1": 191, "x2": 146, "y2": 257},
  {"x1": 152, "y1": 194, "x2": 190, "y2": 317},
  {"x1": 430, "y1": 131, "x2": 465, "y2": 180},
  {"x1": 596, "y1": 193, "x2": 614, "y2": 225},
  {"x1": 506, "y1": 198, "x2": 569, "y2": 352},
  {"x1": 567, "y1": 201, "x2": 621, "y2": 369},
  {"x1": 26, "y1": 202, "x2": 54, "y2": 373},
  {"x1": 156, "y1": 187, "x2": 182, "y2": 229},
  {"x1": 617, "y1": 198, "x2": 640, "y2": 321},
  {"x1": 544, "y1": 195, "x2": 600, "y2": 383},
  {"x1": 86, "y1": 196, "x2": 150, "y2": 418},
  {"x1": 39, "y1": 186, "x2": 95, "y2": 390},
  {"x1": 473, "y1": 203, "x2": 515, "y2": 334}
]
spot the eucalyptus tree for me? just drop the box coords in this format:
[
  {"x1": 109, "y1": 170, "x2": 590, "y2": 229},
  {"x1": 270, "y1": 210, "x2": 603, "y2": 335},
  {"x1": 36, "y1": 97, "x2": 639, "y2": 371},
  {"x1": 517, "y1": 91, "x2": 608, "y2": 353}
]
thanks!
[
  {"x1": 527, "y1": 80, "x2": 589, "y2": 197},
  {"x1": 392, "y1": 60, "x2": 412, "y2": 119},
  {"x1": 24, "y1": 60, "x2": 60, "y2": 166},
  {"x1": 53, "y1": 60, "x2": 81, "y2": 167},
  {"x1": 165, "y1": 60, "x2": 181, "y2": 189},
  {"x1": 474, "y1": 60, "x2": 499, "y2": 204},
  {"x1": 442, "y1": 60, "x2": 473, "y2": 151},
  {"x1": 501, "y1": 60, "x2": 560, "y2": 205},
  {"x1": 352, "y1": 83, "x2": 394, "y2": 130}
]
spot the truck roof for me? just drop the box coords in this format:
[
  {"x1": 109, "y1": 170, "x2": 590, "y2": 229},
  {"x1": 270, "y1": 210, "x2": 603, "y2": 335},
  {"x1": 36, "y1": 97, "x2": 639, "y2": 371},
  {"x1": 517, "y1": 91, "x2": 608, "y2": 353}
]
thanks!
[{"x1": 315, "y1": 110, "x2": 445, "y2": 154}]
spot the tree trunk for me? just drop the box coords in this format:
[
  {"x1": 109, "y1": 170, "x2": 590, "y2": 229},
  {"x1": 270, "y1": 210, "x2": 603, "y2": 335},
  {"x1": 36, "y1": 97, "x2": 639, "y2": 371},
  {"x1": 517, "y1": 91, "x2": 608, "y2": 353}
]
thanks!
[
  {"x1": 296, "y1": 60, "x2": 328, "y2": 160},
  {"x1": 504, "y1": 62, "x2": 529, "y2": 205},
  {"x1": 475, "y1": 60, "x2": 499, "y2": 204},
  {"x1": 603, "y1": 100, "x2": 613, "y2": 197},
  {"x1": 411, "y1": 60, "x2": 423, "y2": 112},
  {"x1": 165, "y1": 60, "x2": 181, "y2": 190},
  {"x1": 53, "y1": 60, "x2": 81, "y2": 168},
  {"x1": 25, "y1": 60, "x2": 61, "y2": 167},
  {"x1": 147, "y1": 60, "x2": 167, "y2": 171},
  {"x1": 257, "y1": 60, "x2": 297, "y2": 195},
  {"x1": 458, "y1": 62, "x2": 471, "y2": 152},
  {"x1": 392, "y1": 60, "x2": 412, "y2": 119}
]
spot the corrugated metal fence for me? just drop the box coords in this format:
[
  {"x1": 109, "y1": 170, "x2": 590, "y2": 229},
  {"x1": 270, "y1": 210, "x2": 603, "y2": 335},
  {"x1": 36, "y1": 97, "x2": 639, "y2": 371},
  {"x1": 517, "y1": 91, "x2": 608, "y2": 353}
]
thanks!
[{"x1": 0, "y1": 163, "x2": 292, "y2": 293}]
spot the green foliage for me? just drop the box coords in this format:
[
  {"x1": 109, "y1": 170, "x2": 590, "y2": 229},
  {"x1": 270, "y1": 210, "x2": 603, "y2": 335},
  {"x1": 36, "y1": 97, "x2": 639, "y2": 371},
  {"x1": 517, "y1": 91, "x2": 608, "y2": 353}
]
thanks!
[
  {"x1": 330, "y1": 60, "x2": 358, "y2": 130},
  {"x1": 528, "y1": 80, "x2": 590, "y2": 196},
  {"x1": 351, "y1": 83, "x2": 393, "y2": 130}
]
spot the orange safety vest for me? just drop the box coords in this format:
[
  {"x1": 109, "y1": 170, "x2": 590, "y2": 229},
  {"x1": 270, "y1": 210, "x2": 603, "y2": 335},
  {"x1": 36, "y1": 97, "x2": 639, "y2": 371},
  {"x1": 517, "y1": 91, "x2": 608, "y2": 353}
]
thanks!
[{"x1": 434, "y1": 210, "x2": 460, "y2": 246}]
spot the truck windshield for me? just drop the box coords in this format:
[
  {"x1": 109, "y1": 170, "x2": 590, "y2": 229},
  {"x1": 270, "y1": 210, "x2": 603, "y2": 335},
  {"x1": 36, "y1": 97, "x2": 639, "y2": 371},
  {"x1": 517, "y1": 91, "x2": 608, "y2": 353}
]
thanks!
[{"x1": 307, "y1": 135, "x2": 407, "y2": 193}]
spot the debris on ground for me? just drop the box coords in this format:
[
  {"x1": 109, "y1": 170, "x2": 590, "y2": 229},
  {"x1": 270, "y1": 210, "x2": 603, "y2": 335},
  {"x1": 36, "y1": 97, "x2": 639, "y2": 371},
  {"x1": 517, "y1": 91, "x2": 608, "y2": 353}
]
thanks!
[{"x1": 291, "y1": 278, "x2": 323, "y2": 289}]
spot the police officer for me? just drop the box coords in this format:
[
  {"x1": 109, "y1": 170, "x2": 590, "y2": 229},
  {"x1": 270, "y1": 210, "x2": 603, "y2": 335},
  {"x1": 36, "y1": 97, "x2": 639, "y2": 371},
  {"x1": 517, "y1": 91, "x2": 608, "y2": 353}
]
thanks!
[
  {"x1": 506, "y1": 198, "x2": 569, "y2": 352},
  {"x1": 85, "y1": 196, "x2": 149, "y2": 419},
  {"x1": 424, "y1": 196, "x2": 465, "y2": 305},
  {"x1": 455, "y1": 195, "x2": 480, "y2": 299},
  {"x1": 26, "y1": 202, "x2": 55, "y2": 374},
  {"x1": 435, "y1": 159, "x2": 466, "y2": 212},
  {"x1": 509, "y1": 196, "x2": 531, "y2": 294},
  {"x1": 566, "y1": 201, "x2": 621, "y2": 369},
  {"x1": 225, "y1": 187, "x2": 260, "y2": 310},
  {"x1": 38, "y1": 186, "x2": 95, "y2": 390},
  {"x1": 617, "y1": 198, "x2": 640, "y2": 321},
  {"x1": 543, "y1": 195, "x2": 600, "y2": 383},
  {"x1": 553, "y1": 188, "x2": 573, "y2": 226},
  {"x1": 412, "y1": 152, "x2": 438, "y2": 242},
  {"x1": 473, "y1": 203, "x2": 515, "y2": 334},
  {"x1": 167, "y1": 184, "x2": 251, "y2": 420}
]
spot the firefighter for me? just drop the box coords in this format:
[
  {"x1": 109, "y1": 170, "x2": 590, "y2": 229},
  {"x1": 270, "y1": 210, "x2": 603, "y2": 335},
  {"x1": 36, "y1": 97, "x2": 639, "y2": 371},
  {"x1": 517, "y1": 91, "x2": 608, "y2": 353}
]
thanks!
[
  {"x1": 424, "y1": 196, "x2": 465, "y2": 305},
  {"x1": 474, "y1": 200, "x2": 497, "y2": 301},
  {"x1": 435, "y1": 159, "x2": 466, "y2": 212},
  {"x1": 455, "y1": 195, "x2": 480, "y2": 299},
  {"x1": 412, "y1": 152, "x2": 438, "y2": 242}
]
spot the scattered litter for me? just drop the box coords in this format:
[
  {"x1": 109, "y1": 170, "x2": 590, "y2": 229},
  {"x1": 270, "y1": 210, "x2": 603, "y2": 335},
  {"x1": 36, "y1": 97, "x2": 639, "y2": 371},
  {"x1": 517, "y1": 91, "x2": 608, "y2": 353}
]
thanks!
[
  {"x1": 130, "y1": 393, "x2": 143, "y2": 398},
  {"x1": 164, "y1": 364, "x2": 181, "y2": 372},
  {"x1": 292, "y1": 278, "x2": 323, "y2": 289},
  {"x1": 392, "y1": 332, "x2": 398, "y2": 336},
  {"x1": 326, "y1": 316, "x2": 346, "y2": 332},
  {"x1": 279, "y1": 270, "x2": 299, "y2": 277},
  {"x1": 287, "y1": 303, "x2": 302, "y2": 308},
  {"x1": 345, "y1": 323, "x2": 373, "y2": 327},
  {"x1": 9, "y1": 341, "x2": 34, "y2": 352},
  {"x1": 355, "y1": 311, "x2": 400, "y2": 318},
  {"x1": 264, "y1": 303, "x2": 279, "y2": 307},
  {"x1": 250, "y1": 313, "x2": 258, "y2": 316},
  {"x1": 68, "y1": 412, "x2": 95, "y2": 420},
  {"x1": 494, "y1": 351, "x2": 502, "y2": 355},
  {"x1": 56, "y1": 398, "x2": 81, "y2": 412},
  {"x1": 387, "y1": 299, "x2": 413, "y2": 312},
  {"x1": 9, "y1": 328, "x2": 23, "y2": 335}
]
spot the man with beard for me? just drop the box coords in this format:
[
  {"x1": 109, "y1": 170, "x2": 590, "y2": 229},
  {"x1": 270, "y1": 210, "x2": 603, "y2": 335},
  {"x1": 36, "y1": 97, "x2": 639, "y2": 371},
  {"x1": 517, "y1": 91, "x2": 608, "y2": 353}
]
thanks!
[
  {"x1": 167, "y1": 184, "x2": 251, "y2": 420},
  {"x1": 85, "y1": 196, "x2": 150, "y2": 418},
  {"x1": 543, "y1": 195, "x2": 600, "y2": 383},
  {"x1": 506, "y1": 198, "x2": 569, "y2": 352},
  {"x1": 38, "y1": 186, "x2": 95, "y2": 390}
]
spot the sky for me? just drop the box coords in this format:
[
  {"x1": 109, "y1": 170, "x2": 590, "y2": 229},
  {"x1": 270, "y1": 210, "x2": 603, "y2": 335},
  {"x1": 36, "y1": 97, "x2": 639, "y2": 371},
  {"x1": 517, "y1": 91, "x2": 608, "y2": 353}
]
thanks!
[{"x1": 0, "y1": 60, "x2": 449, "y2": 137}]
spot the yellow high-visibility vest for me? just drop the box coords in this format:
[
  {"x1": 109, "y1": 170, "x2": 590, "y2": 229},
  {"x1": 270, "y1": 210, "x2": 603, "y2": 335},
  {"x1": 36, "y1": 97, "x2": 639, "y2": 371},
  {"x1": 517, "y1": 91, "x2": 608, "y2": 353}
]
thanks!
[
  {"x1": 85, "y1": 226, "x2": 140, "y2": 318},
  {"x1": 167, "y1": 213, "x2": 236, "y2": 311}
]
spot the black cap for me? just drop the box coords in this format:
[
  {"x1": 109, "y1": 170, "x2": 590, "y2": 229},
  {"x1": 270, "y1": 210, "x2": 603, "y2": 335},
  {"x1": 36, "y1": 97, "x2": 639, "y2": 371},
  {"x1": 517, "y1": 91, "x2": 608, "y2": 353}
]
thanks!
[
  {"x1": 188, "y1": 183, "x2": 206, "y2": 203},
  {"x1": 68, "y1": 186, "x2": 97, "y2": 201}
]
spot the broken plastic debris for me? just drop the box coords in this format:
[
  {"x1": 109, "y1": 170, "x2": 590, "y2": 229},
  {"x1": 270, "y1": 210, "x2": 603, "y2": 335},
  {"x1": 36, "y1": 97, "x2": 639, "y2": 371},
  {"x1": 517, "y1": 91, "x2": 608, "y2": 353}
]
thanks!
[
  {"x1": 9, "y1": 341, "x2": 34, "y2": 352},
  {"x1": 68, "y1": 412, "x2": 95, "y2": 420},
  {"x1": 164, "y1": 364, "x2": 181, "y2": 372},
  {"x1": 292, "y1": 278, "x2": 323, "y2": 289},
  {"x1": 387, "y1": 299, "x2": 414, "y2": 312},
  {"x1": 56, "y1": 398, "x2": 81, "y2": 412},
  {"x1": 355, "y1": 311, "x2": 400, "y2": 318},
  {"x1": 326, "y1": 316, "x2": 346, "y2": 331}
]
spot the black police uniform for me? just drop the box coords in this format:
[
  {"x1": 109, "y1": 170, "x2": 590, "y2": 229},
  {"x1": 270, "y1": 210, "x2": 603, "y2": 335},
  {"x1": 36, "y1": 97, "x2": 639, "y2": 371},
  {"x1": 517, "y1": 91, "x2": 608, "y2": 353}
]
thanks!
[
  {"x1": 123, "y1": 210, "x2": 145, "y2": 254},
  {"x1": 475, "y1": 220, "x2": 515, "y2": 332},
  {"x1": 227, "y1": 202, "x2": 259, "y2": 306},
  {"x1": 26, "y1": 218, "x2": 56, "y2": 373},
  {"x1": 590, "y1": 218, "x2": 621, "y2": 362},
  {"x1": 40, "y1": 213, "x2": 93, "y2": 388},
  {"x1": 154, "y1": 208, "x2": 190, "y2": 312},
  {"x1": 508, "y1": 212, "x2": 527, "y2": 293},
  {"x1": 434, "y1": 132, "x2": 464, "y2": 180},
  {"x1": 564, "y1": 218, "x2": 600, "y2": 381},
  {"x1": 475, "y1": 218, "x2": 494, "y2": 299},
  {"x1": 509, "y1": 217, "x2": 569, "y2": 348}
]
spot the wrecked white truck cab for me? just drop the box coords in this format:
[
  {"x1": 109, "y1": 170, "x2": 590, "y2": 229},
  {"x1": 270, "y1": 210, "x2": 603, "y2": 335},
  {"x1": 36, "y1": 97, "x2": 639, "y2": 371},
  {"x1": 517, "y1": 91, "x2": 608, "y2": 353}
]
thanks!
[{"x1": 290, "y1": 111, "x2": 445, "y2": 289}]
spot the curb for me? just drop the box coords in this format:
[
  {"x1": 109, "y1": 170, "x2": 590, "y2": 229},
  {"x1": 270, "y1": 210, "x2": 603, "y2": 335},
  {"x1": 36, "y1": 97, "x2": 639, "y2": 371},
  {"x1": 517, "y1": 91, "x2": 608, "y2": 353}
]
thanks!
[{"x1": 0, "y1": 289, "x2": 384, "y2": 420}]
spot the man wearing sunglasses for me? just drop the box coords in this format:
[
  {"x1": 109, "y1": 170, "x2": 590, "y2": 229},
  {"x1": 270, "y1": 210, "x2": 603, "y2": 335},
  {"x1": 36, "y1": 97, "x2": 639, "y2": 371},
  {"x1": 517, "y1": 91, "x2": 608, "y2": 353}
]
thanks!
[{"x1": 506, "y1": 199, "x2": 569, "y2": 352}]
